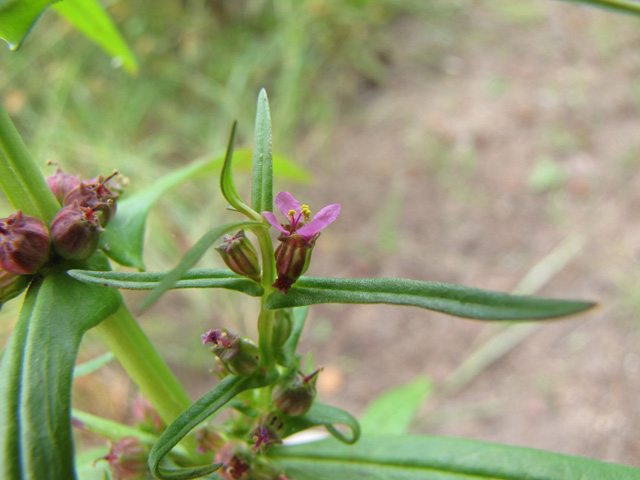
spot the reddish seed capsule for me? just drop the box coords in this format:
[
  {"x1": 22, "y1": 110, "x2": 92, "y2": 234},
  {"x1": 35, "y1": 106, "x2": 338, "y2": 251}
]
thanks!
[
  {"x1": 201, "y1": 328, "x2": 261, "y2": 376},
  {"x1": 50, "y1": 202, "x2": 104, "y2": 260},
  {"x1": 272, "y1": 233, "x2": 316, "y2": 294},
  {"x1": 0, "y1": 211, "x2": 50, "y2": 275},
  {"x1": 272, "y1": 369, "x2": 321, "y2": 416},
  {"x1": 46, "y1": 165, "x2": 80, "y2": 204}
]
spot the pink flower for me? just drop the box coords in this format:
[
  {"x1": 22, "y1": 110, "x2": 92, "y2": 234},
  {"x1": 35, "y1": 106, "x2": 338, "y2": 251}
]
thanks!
[
  {"x1": 262, "y1": 192, "x2": 340, "y2": 293},
  {"x1": 262, "y1": 192, "x2": 340, "y2": 243}
]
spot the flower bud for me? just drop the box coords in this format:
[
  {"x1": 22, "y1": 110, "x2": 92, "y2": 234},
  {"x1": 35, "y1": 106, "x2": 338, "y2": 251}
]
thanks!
[
  {"x1": 101, "y1": 437, "x2": 149, "y2": 479},
  {"x1": 0, "y1": 269, "x2": 31, "y2": 307},
  {"x1": 201, "y1": 329, "x2": 261, "y2": 376},
  {"x1": 214, "y1": 442, "x2": 251, "y2": 480},
  {"x1": 273, "y1": 233, "x2": 317, "y2": 294},
  {"x1": 46, "y1": 164, "x2": 80, "y2": 204},
  {"x1": 272, "y1": 309, "x2": 292, "y2": 353},
  {"x1": 215, "y1": 230, "x2": 261, "y2": 282},
  {"x1": 50, "y1": 202, "x2": 104, "y2": 260},
  {"x1": 272, "y1": 369, "x2": 321, "y2": 417},
  {"x1": 0, "y1": 211, "x2": 50, "y2": 275},
  {"x1": 63, "y1": 171, "x2": 121, "y2": 226}
]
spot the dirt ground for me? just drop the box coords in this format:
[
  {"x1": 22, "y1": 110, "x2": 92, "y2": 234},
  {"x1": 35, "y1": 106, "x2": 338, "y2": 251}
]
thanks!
[{"x1": 288, "y1": 2, "x2": 640, "y2": 467}]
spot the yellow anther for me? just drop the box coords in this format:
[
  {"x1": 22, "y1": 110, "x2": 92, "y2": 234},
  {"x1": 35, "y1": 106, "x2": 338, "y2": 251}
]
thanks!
[
  {"x1": 301, "y1": 205, "x2": 311, "y2": 220},
  {"x1": 288, "y1": 209, "x2": 296, "y2": 217}
]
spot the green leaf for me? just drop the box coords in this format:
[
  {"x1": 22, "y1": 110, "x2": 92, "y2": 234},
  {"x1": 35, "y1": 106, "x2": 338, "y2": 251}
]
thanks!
[
  {"x1": 283, "y1": 403, "x2": 360, "y2": 445},
  {"x1": 73, "y1": 351, "x2": 115, "y2": 378},
  {"x1": 220, "y1": 121, "x2": 261, "y2": 221},
  {"x1": 68, "y1": 267, "x2": 264, "y2": 296},
  {"x1": 0, "y1": 0, "x2": 57, "y2": 50},
  {"x1": 148, "y1": 371, "x2": 275, "y2": 480},
  {"x1": 270, "y1": 435, "x2": 640, "y2": 480},
  {"x1": 52, "y1": 0, "x2": 138, "y2": 74},
  {"x1": 251, "y1": 89, "x2": 274, "y2": 213},
  {"x1": 0, "y1": 272, "x2": 121, "y2": 479},
  {"x1": 0, "y1": 103, "x2": 60, "y2": 222},
  {"x1": 138, "y1": 221, "x2": 264, "y2": 312},
  {"x1": 359, "y1": 378, "x2": 432, "y2": 436},
  {"x1": 265, "y1": 276, "x2": 596, "y2": 320},
  {"x1": 558, "y1": 0, "x2": 640, "y2": 17}
]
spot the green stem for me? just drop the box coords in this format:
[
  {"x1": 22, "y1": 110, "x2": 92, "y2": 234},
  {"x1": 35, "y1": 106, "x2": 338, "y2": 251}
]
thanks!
[
  {"x1": 0, "y1": 103, "x2": 59, "y2": 221},
  {"x1": 93, "y1": 304, "x2": 191, "y2": 424},
  {"x1": 253, "y1": 226, "x2": 277, "y2": 366}
]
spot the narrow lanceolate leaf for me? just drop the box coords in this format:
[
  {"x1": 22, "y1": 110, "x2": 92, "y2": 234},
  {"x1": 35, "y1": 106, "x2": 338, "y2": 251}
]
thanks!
[
  {"x1": 265, "y1": 277, "x2": 596, "y2": 320},
  {"x1": 359, "y1": 378, "x2": 432, "y2": 436},
  {"x1": 52, "y1": 0, "x2": 138, "y2": 74},
  {"x1": 270, "y1": 435, "x2": 640, "y2": 480},
  {"x1": 283, "y1": 403, "x2": 360, "y2": 445},
  {"x1": 138, "y1": 221, "x2": 264, "y2": 312},
  {"x1": 0, "y1": 272, "x2": 121, "y2": 479},
  {"x1": 0, "y1": 104, "x2": 60, "y2": 222},
  {"x1": 558, "y1": 0, "x2": 640, "y2": 17},
  {"x1": 220, "y1": 122, "x2": 261, "y2": 221},
  {"x1": 251, "y1": 89, "x2": 274, "y2": 213},
  {"x1": 0, "y1": 0, "x2": 58, "y2": 50},
  {"x1": 68, "y1": 268, "x2": 264, "y2": 297},
  {"x1": 73, "y1": 352, "x2": 115, "y2": 378},
  {"x1": 148, "y1": 371, "x2": 275, "y2": 480}
]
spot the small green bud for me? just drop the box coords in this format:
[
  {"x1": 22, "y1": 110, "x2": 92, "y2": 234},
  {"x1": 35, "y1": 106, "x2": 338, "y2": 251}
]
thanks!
[
  {"x1": 50, "y1": 202, "x2": 104, "y2": 260},
  {"x1": 215, "y1": 230, "x2": 261, "y2": 282},
  {"x1": 0, "y1": 211, "x2": 50, "y2": 275},
  {"x1": 201, "y1": 328, "x2": 261, "y2": 376},
  {"x1": 272, "y1": 369, "x2": 321, "y2": 416},
  {"x1": 272, "y1": 309, "x2": 293, "y2": 353}
]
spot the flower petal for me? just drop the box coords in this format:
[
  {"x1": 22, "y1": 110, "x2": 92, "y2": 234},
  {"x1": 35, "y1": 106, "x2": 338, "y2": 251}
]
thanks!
[
  {"x1": 262, "y1": 211, "x2": 289, "y2": 235},
  {"x1": 296, "y1": 203, "x2": 340, "y2": 241},
  {"x1": 275, "y1": 191, "x2": 301, "y2": 218}
]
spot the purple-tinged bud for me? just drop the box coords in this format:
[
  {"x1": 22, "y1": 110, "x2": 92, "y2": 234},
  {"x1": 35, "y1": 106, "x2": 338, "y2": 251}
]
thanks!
[
  {"x1": 63, "y1": 171, "x2": 121, "y2": 226},
  {"x1": 216, "y1": 230, "x2": 261, "y2": 282},
  {"x1": 101, "y1": 437, "x2": 149, "y2": 479},
  {"x1": 215, "y1": 442, "x2": 251, "y2": 480},
  {"x1": 46, "y1": 163, "x2": 80, "y2": 204},
  {"x1": 250, "y1": 412, "x2": 285, "y2": 455},
  {"x1": 0, "y1": 268, "x2": 31, "y2": 307},
  {"x1": 202, "y1": 328, "x2": 261, "y2": 376},
  {"x1": 0, "y1": 211, "x2": 50, "y2": 275},
  {"x1": 272, "y1": 369, "x2": 321, "y2": 416},
  {"x1": 50, "y1": 202, "x2": 104, "y2": 260},
  {"x1": 273, "y1": 233, "x2": 317, "y2": 294}
]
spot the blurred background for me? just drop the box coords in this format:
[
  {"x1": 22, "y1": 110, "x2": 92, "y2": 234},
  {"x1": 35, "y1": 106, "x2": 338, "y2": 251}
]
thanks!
[{"x1": 2, "y1": 0, "x2": 640, "y2": 467}]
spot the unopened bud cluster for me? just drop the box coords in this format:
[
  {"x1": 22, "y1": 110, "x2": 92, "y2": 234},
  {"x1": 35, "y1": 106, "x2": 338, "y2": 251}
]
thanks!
[
  {"x1": 0, "y1": 165, "x2": 123, "y2": 299},
  {"x1": 202, "y1": 328, "x2": 261, "y2": 376}
]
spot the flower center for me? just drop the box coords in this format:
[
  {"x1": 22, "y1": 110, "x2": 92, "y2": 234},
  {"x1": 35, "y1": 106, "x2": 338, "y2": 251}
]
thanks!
[{"x1": 287, "y1": 204, "x2": 313, "y2": 232}]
